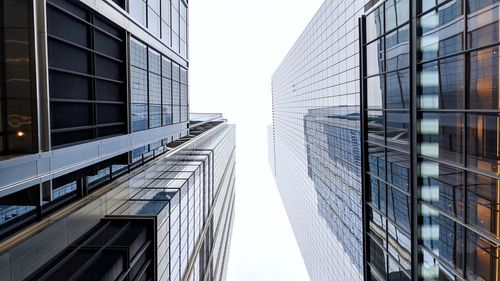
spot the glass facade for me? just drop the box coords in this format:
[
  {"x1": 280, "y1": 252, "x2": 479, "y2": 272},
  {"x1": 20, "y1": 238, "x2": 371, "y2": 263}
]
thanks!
[
  {"x1": 271, "y1": 1, "x2": 368, "y2": 280},
  {"x1": 0, "y1": 122, "x2": 234, "y2": 281},
  {"x1": 129, "y1": 0, "x2": 188, "y2": 59},
  {"x1": 362, "y1": 0, "x2": 500, "y2": 280},
  {"x1": 0, "y1": 0, "x2": 36, "y2": 154},
  {"x1": 131, "y1": 37, "x2": 188, "y2": 133}
]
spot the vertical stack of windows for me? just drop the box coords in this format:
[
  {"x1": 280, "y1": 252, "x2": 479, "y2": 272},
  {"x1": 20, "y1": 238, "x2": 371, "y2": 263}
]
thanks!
[
  {"x1": 131, "y1": 38, "x2": 148, "y2": 132},
  {"x1": 130, "y1": 37, "x2": 187, "y2": 133},
  {"x1": 363, "y1": 1, "x2": 412, "y2": 280},
  {"x1": 128, "y1": 0, "x2": 187, "y2": 58},
  {"x1": 180, "y1": 1, "x2": 188, "y2": 58},
  {"x1": 171, "y1": 0, "x2": 180, "y2": 54},
  {"x1": 162, "y1": 57, "x2": 173, "y2": 126},
  {"x1": 161, "y1": 0, "x2": 172, "y2": 46},
  {"x1": 0, "y1": 0, "x2": 36, "y2": 154},
  {"x1": 172, "y1": 63, "x2": 181, "y2": 123},
  {"x1": 418, "y1": 1, "x2": 500, "y2": 280},
  {"x1": 47, "y1": 0, "x2": 127, "y2": 147},
  {"x1": 149, "y1": 49, "x2": 162, "y2": 128},
  {"x1": 147, "y1": 0, "x2": 161, "y2": 37},
  {"x1": 130, "y1": 0, "x2": 147, "y2": 26},
  {"x1": 180, "y1": 68, "x2": 189, "y2": 122}
]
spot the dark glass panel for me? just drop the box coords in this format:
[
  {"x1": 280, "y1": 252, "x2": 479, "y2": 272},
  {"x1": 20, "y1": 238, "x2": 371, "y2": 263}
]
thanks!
[
  {"x1": 421, "y1": 0, "x2": 450, "y2": 13},
  {"x1": 369, "y1": 236, "x2": 387, "y2": 280},
  {"x1": 387, "y1": 221, "x2": 411, "y2": 272},
  {"x1": 468, "y1": 1, "x2": 500, "y2": 49},
  {"x1": 467, "y1": 114, "x2": 499, "y2": 175},
  {"x1": 420, "y1": 0, "x2": 463, "y2": 60},
  {"x1": 466, "y1": 172, "x2": 500, "y2": 239},
  {"x1": 421, "y1": 205, "x2": 465, "y2": 272},
  {"x1": 420, "y1": 248, "x2": 458, "y2": 281},
  {"x1": 385, "y1": 25, "x2": 409, "y2": 72},
  {"x1": 367, "y1": 111, "x2": 385, "y2": 145},
  {"x1": 370, "y1": 175, "x2": 387, "y2": 214},
  {"x1": 387, "y1": 149, "x2": 410, "y2": 192},
  {"x1": 469, "y1": 47, "x2": 500, "y2": 109},
  {"x1": 420, "y1": 113, "x2": 463, "y2": 164},
  {"x1": 420, "y1": 56, "x2": 465, "y2": 109},
  {"x1": 386, "y1": 69, "x2": 410, "y2": 109},
  {"x1": 368, "y1": 143, "x2": 385, "y2": 179},
  {"x1": 387, "y1": 187, "x2": 410, "y2": 230},
  {"x1": 385, "y1": 0, "x2": 409, "y2": 32},
  {"x1": 420, "y1": 161, "x2": 464, "y2": 219},
  {"x1": 465, "y1": 230, "x2": 500, "y2": 281},
  {"x1": 386, "y1": 112, "x2": 410, "y2": 150}
]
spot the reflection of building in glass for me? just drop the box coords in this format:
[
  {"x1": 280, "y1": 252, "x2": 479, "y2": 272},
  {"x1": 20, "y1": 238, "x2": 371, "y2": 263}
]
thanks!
[
  {"x1": 303, "y1": 107, "x2": 363, "y2": 272},
  {"x1": 0, "y1": 0, "x2": 235, "y2": 280},
  {"x1": 273, "y1": 0, "x2": 500, "y2": 280},
  {"x1": 362, "y1": 0, "x2": 500, "y2": 280}
]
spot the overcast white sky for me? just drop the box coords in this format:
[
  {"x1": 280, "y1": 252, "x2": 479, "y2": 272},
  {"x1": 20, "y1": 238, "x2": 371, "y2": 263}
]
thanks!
[{"x1": 189, "y1": 1, "x2": 324, "y2": 280}]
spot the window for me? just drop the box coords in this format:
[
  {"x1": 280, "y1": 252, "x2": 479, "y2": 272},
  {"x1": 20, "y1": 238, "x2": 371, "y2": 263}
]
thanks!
[
  {"x1": 420, "y1": 0, "x2": 463, "y2": 61},
  {"x1": 419, "y1": 56, "x2": 465, "y2": 110},
  {"x1": 467, "y1": 114, "x2": 499, "y2": 175},
  {"x1": 466, "y1": 172, "x2": 500, "y2": 238},
  {"x1": 420, "y1": 161, "x2": 464, "y2": 219},
  {"x1": 420, "y1": 113, "x2": 463, "y2": 164},
  {"x1": 469, "y1": 47, "x2": 500, "y2": 109}
]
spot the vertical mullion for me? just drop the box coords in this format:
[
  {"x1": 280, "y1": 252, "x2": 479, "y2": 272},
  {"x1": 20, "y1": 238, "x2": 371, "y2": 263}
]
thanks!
[
  {"x1": 410, "y1": 0, "x2": 420, "y2": 280},
  {"x1": 461, "y1": 0, "x2": 468, "y2": 278},
  {"x1": 90, "y1": 14, "x2": 97, "y2": 139}
]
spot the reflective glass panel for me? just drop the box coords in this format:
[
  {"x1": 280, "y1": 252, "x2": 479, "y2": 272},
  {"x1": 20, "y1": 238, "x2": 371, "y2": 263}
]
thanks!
[
  {"x1": 385, "y1": 25, "x2": 409, "y2": 72},
  {"x1": 420, "y1": 55, "x2": 465, "y2": 109},
  {"x1": 420, "y1": 160, "x2": 464, "y2": 219},
  {"x1": 421, "y1": 205, "x2": 465, "y2": 272},
  {"x1": 466, "y1": 230, "x2": 500, "y2": 281},
  {"x1": 466, "y1": 172, "x2": 500, "y2": 239},
  {"x1": 469, "y1": 47, "x2": 500, "y2": 110},
  {"x1": 420, "y1": 113, "x2": 463, "y2": 164},
  {"x1": 467, "y1": 114, "x2": 500, "y2": 175},
  {"x1": 386, "y1": 69, "x2": 410, "y2": 109},
  {"x1": 420, "y1": 0, "x2": 463, "y2": 61},
  {"x1": 367, "y1": 39, "x2": 385, "y2": 77}
]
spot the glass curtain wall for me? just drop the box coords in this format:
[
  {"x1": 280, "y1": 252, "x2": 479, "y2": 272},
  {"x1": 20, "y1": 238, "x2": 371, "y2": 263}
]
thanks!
[
  {"x1": 130, "y1": 36, "x2": 188, "y2": 133},
  {"x1": 129, "y1": 0, "x2": 188, "y2": 59},
  {"x1": 362, "y1": 1, "x2": 500, "y2": 280}
]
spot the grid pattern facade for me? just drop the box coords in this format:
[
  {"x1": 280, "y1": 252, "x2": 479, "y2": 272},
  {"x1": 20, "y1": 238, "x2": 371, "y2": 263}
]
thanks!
[
  {"x1": 271, "y1": 1, "x2": 370, "y2": 280},
  {"x1": 131, "y1": 36, "x2": 188, "y2": 133},
  {"x1": 304, "y1": 107, "x2": 363, "y2": 271},
  {"x1": 129, "y1": 0, "x2": 188, "y2": 59},
  {"x1": 361, "y1": 0, "x2": 500, "y2": 280}
]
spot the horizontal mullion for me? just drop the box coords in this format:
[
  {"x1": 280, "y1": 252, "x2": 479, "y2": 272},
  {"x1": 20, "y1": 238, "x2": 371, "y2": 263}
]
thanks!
[
  {"x1": 49, "y1": 67, "x2": 125, "y2": 84},
  {"x1": 48, "y1": 34, "x2": 124, "y2": 63},
  {"x1": 417, "y1": 109, "x2": 500, "y2": 113},
  {"x1": 418, "y1": 41, "x2": 500, "y2": 65},
  {"x1": 51, "y1": 122, "x2": 125, "y2": 134},
  {"x1": 418, "y1": 202, "x2": 500, "y2": 247},
  {"x1": 365, "y1": 172, "x2": 411, "y2": 197},
  {"x1": 47, "y1": 1, "x2": 124, "y2": 43},
  {"x1": 364, "y1": 67, "x2": 410, "y2": 79},
  {"x1": 364, "y1": 20, "x2": 411, "y2": 46},
  {"x1": 417, "y1": 155, "x2": 500, "y2": 180},
  {"x1": 50, "y1": 98, "x2": 125, "y2": 105}
]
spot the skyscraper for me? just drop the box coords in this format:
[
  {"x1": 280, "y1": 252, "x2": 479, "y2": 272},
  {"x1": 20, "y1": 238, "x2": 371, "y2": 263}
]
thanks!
[
  {"x1": 271, "y1": 0, "x2": 499, "y2": 280},
  {"x1": 0, "y1": 1, "x2": 235, "y2": 281}
]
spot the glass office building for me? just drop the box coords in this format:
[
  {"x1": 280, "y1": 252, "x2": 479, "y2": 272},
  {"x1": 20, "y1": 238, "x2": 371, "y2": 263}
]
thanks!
[
  {"x1": 0, "y1": 1, "x2": 235, "y2": 281},
  {"x1": 361, "y1": 0, "x2": 500, "y2": 280},
  {"x1": 272, "y1": 0, "x2": 500, "y2": 280}
]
